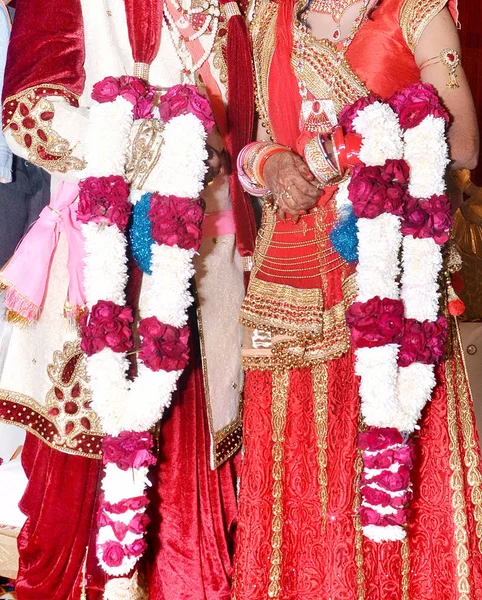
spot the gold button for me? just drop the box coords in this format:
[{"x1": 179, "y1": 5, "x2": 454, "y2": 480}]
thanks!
[{"x1": 467, "y1": 344, "x2": 477, "y2": 356}]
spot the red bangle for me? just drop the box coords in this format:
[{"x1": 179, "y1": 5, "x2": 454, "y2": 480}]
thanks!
[
  {"x1": 344, "y1": 132, "x2": 362, "y2": 167},
  {"x1": 257, "y1": 145, "x2": 289, "y2": 185},
  {"x1": 332, "y1": 125, "x2": 348, "y2": 174}
]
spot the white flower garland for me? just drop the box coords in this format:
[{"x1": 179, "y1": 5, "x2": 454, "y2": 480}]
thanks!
[
  {"x1": 80, "y1": 97, "x2": 208, "y2": 576},
  {"x1": 346, "y1": 100, "x2": 450, "y2": 541}
]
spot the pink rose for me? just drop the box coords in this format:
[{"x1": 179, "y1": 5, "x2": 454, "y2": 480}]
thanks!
[
  {"x1": 361, "y1": 485, "x2": 391, "y2": 507},
  {"x1": 423, "y1": 316, "x2": 448, "y2": 362},
  {"x1": 92, "y1": 77, "x2": 121, "y2": 103},
  {"x1": 104, "y1": 496, "x2": 149, "y2": 514},
  {"x1": 382, "y1": 159, "x2": 410, "y2": 185},
  {"x1": 101, "y1": 541, "x2": 125, "y2": 567},
  {"x1": 158, "y1": 84, "x2": 215, "y2": 132},
  {"x1": 138, "y1": 318, "x2": 190, "y2": 372},
  {"x1": 77, "y1": 176, "x2": 131, "y2": 231},
  {"x1": 389, "y1": 82, "x2": 449, "y2": 129},
  {"x1": 401, "y1": 195, "x2": 428, "y2": 238},
  {"x1": 346, "y1": 297, "x2": 404, "y2": 348},
  {"x1": 348, "y1": 164, "x2": 388, "y2": 219},
  {"x1": 372, "y1": 466, "x2": 411, "y2": 492},
  {"x1": 338, "y1": 93, "x2": 379, "y2": 133},
  {"x1": 359, "y1": 427, "x2": 406, "y2": 451},
  {"x1": 398, "y1": 319, "x2": 430, "y2": 367},
  {"x1": 149, "y1": 194, "x2": 204, "y2": 251},
  {"x1": 128, "y1": 513, "x2": 150, "y2": 535},
  {"x1": 127, "y1": 538, "x2": 147, "y2": 558},
  {"x1": 80, "y1": 301, "x2": 134, "y2": 357},
  {"x1": 133, "y1": 97, "x2": 155, "y2": 120},
  {"x1": 118, "y1": 75, "x2": 149, "y2": 105},
  {"x1": 421, "y1": 195, "x2": 453, "y2": 245}
]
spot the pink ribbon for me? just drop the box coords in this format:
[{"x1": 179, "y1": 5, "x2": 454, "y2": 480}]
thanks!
[
  {"x1": 202, "y1": 209, "x2": 236, "y2": 238},
  {"x1": 0, "y1": 181, "x2": 85, "y2": 322}
]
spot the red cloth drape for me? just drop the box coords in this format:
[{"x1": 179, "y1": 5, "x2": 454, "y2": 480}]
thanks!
[
  {"x1": 458, "y1": 0, "x2": 482, "y2": 185},
  {"x1": 124, "y1": 0, "x2": 163, "y2": 65},
  {"x1": 15, "y1": 434, "x2": 104, "y2": 600},
  {"x1": 2, "y1": 0, "x2": 85, "y2": 102},
  {"x1": 147, "y1": 319, "x2": 239, "y2": 600}
]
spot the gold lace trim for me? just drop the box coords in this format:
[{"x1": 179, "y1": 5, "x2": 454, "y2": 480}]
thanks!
[
  {"x1": 446, "y1": 327, "x2": 471, "y2": 599},
  {"x1": 268, "y1": 368, "x2": 289, "y2": 598},
  {"x1": 291, "y1": 26, "x2": 369, "y2": 115},
  {"x1": 313, "y1": 363, "x2": 329, "y2": 528},
  {"x1": 0, "y1": 341, "x2": 103, "y2": 459},
  {"x1": 126, "y1": 118, "x2": 166, "y2": 190},
  {"x1": 3, "y1": 84, "x2": 85, "y2": 173},
  {"x1": 212, "y1": 25, "x2": 229, "y2": 86},
  {"x1": 454, "y1": 321, "x2": 482, "y2": 555},
  {"x1": 353, "y1": 446, "x2": 366, "y2": 600},
  {"x1": 250, "y1": 0, "x2": 278, "y2": 138},
  {"x1": 400, "y1": 0, "x2": 448, "y2": 53},
  {"x1": 401, "y1": 537, "x2": 410, "y2": 600}
]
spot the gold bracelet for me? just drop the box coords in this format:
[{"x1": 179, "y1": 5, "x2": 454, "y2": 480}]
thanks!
[
  {"x1": 419, "y1": 48, "x2": 460, "y2": 89},
  {"x1": 304, "y1": 135, "x2": 341, "y2": 186}
]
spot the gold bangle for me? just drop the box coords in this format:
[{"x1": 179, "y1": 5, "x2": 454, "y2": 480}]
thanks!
[
  {"x1": 419, "y1": 48, "x2": 460, "y2": 89},
  {"x1": 304, "y1": 135, "x2": 340, "y2": 186}
]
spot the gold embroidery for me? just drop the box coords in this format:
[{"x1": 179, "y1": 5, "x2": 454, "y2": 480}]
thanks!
[
  {"x1": 400, "y1": 0, "x2": 448, "y2": 53},
  {"x1": 445, "y1": 337, "x2": 471, "y2": 600},
  {"x1": 0, "y1": 341, "x2": 103, "y2": 459},
  {"x1": 126, "y1": 118, "x2": 166, "y2": 190},
  {"x1": 353, "y1": 447, "x2": 366, "y2": 600},
  {"x1": 196, "y1": 301, "x2": 243, "y2": 468},
  {"x1": 291, "y1": 26, "x2": 369, "y2": 115},
  {"x1": 212, "y1": 28, "x2": 228, "y2": 86},
  {"x1": 454, "y1": 321, "x2": 482, "y2": 554},
  {"x1": 3, "y1": 85, "x2": 85, "y2": 173},
  {"x1": 312, "y1": 363, "x2": 329, "y2": 526},
  {"x1": 250, "y1": 0, "x2": 278, "y2": 138},
  {"x1": 401, "y1": 537, "x2": 410, "y2": 600},
  {"x1": 268, "y1": 369, "x2": 289, "y2": 598}
]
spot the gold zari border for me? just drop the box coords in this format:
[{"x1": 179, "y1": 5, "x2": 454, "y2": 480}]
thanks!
[
  {"x1": 312, "y1": 364, "x2": 329, "y2": 527},
  {"x1": 445, "y1": 330, "x2": 471, "y2": 600},
  {"x1": 268, "y1": 369, "x2": 290, "y2": 598},
  {"x1": 400, "y1": 0, "x2": 448, "y2": 53}
]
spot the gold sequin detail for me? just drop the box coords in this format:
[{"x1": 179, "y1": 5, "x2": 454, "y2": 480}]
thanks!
[
  {"x1": 353, "y1": 447, "x2": 366, "y2": 600},
  {"x1": 312, "y1": 364, "x2": 329, "y2": 526},
  {"x1": 445, "y1": 335, "x2": 471, "y2": 599},
  {"x1": 400, "y1": 0, "x2": 448, "y2": 53},
  {"x1": 401, "y1": 537, "x2": 410, "y2": 600},
  {"x1": 268, "y1": 369, "x2": 290, "y2": 598},
  {"x1": 454, "y1": 321, "x2": 482, "y2": 554}
]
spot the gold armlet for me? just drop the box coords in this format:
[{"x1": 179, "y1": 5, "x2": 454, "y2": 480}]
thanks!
[{"x1": 419, "y1": 48, "x2": 460, "y2": 89}]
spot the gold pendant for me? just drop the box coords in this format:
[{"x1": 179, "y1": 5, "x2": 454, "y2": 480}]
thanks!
[{"x1": 300, "y1": 99, "x2": 338, "y2": 134}]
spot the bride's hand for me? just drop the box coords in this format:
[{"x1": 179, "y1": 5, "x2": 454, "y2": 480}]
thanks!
[{"x1": 263, "y1": 151, "x2": 322, "y2": 219}]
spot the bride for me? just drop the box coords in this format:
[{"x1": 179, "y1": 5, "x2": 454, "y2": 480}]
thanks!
[{"x1": 233, "y1": 0, "x2": 481, "y2": 597}]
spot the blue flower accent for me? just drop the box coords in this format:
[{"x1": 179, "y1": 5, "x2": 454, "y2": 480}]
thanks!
[
  {"x1": 129, "y1": 193, "x2": 153, "y2": 275},
  {"x1": 330, "y1": 207, "x2": 359, "y2": 263}
]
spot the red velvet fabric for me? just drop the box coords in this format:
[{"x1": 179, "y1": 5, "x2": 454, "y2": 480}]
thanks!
[
  {"x1": 147, "y1": 320, "x2": 238, "y2": 600},
  {"x1": 124, "y1": 0, "x2": 164, "y2": 65},
  {"x1": 16, "y1": 434, "x2": 103, "y2": 600},
  {"x1": 2, "y1": 0, "x2": 85, "y2": 102}
]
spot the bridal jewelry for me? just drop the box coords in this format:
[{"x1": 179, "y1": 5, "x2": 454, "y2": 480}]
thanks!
[
  {"x1": 419, "y1": 48, "x2": 460, "y2": 89},
  {"x1": 308, "y1": 0, "x2": 365, "y2": 41}
]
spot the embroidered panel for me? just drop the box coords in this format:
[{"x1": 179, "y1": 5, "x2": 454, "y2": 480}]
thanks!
[{"x1": 400, "y1": 0, "x2": 448, "y2": 53}]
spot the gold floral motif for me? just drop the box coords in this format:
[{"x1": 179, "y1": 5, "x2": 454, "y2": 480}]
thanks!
[
  {"x1": 212, "y1": 28, "x2": 228, "y2": 86},
  {"x1": 126, "y1": 118, "x2": 165, "y2": 190},
  {"x1": 400, "y1": 0, "x2": 447, "y2": 53},
  {"x1": 268, "y1": 369, "x2": 290, "y2": 598},
  {"x1": 401, "y1": 537, "x2": 410, "y2": 600},
  {"x1": 445, "y1": 340, "x2": 471, "y2": 599},
  {"x1": 45, "y1": 340, "x2": 103, "y2": 451},
  {"x1": 250, "y1": 0, "x2": 278, "y2": 138},
  {"x1": 353, "y1": 446, "x2": 366, "y2": 600},
  {"x1": 454, "y1": 321, "x2": 482, "y2": 554},
  {"x1": 0, "y1": 341, "x2": 103, "y2": 459},
  {"x1": 3, "y1": 85, "x2": 85, "y2": 173},
  {"x1": 291, "y1": 25, "x2": 369, "y2": 115},
  {"x1": 312, "y1": 364, "x2": 329, "y2": 525}
]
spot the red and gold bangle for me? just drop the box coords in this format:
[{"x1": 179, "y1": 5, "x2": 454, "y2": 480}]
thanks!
[{"x1": 254, "y1": 144, "x2": 289, "y2": 187}]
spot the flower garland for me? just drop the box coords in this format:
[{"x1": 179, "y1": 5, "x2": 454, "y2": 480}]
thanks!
[
  {"x1": 336, "y1": 83, "x2": 452, "y2": 542},
  {"x1": 77, "y1": 78, "x2": 214, "y2": 579}
]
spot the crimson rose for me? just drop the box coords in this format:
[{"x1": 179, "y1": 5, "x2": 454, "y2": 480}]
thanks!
[
  {"x1": 149, "y1": 193, "x2": 204, "y2": 251},
  {"x1": 348, "y1": 164, "x2": 388, "y2": 219},
  {"x1": 359, "y1": 506, "x2": 408, "y2": 527},
  {"x1": 77, "y1": 175, "x2": 131, "y2": 231},
  {"x1": 138, "y1": 317, "x2": 190, "y2": 372},
  {"x1": 389, "y1": 82, "x2": 449, "y2": 129},
  {"x1": 101, "y1": 540, "x2": 125, "y2": 567},
  {"x1": 158, "y1": 84, "x2": 215, "y2": 132},
  {"x1": 346, "y1": 296, "x2": 404, "y2": 348},
  {"x1": 358, "y1": 427, "x2": 405, "y2": 451},
  {"x1": 80, "y1": 300, "x2": 134, "y2": 356},
  {"x1": 103, "y1": 496, "x2": 149, "y2": 514},
  {"x1": 102, "y1": 431, "x2": 155, "y2": 470}
]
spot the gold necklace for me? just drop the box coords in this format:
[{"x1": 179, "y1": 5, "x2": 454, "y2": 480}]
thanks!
[{"x1": 308, "y1": 0, "x2": 365, "y2": 41}]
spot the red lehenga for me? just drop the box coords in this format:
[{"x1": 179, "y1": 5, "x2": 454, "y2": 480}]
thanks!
[{"x1": 232, "y1": 0, "x2": 482, "y2": 598}]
